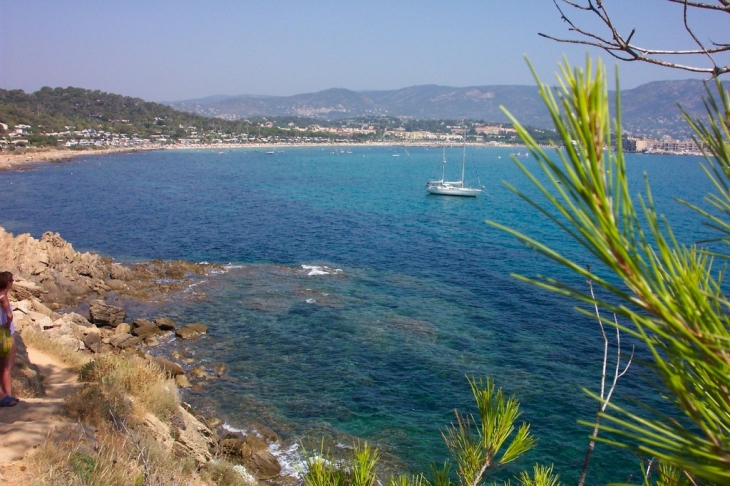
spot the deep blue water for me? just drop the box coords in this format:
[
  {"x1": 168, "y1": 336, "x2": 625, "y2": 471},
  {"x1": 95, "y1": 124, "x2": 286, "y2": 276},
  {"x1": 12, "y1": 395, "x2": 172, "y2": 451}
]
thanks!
[{"x1": 0, "y1": 147, "x2": 716, "y2": 483}]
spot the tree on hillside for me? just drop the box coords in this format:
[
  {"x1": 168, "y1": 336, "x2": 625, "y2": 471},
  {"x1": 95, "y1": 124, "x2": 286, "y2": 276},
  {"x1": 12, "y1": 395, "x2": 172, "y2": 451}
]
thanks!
[{"x1": 541, "y1": 0, "x2": 730, "y2": 78}]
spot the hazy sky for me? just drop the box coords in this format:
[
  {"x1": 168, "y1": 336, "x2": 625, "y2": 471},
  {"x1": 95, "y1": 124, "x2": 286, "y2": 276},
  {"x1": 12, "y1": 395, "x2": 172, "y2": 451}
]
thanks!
[{"x1": 1, "y1": 1, "x2": 727, "y2": 102}]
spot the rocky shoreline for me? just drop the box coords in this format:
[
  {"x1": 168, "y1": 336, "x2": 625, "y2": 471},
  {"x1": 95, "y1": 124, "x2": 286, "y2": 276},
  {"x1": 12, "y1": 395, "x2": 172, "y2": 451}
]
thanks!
[{"x1": 0, "y1": 226, "x2": 291, "y2": 484}]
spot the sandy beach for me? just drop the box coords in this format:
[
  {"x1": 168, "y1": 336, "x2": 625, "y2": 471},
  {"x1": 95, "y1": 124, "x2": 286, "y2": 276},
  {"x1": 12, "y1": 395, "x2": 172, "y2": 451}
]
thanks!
[
  {"x1": 0, "y1": 146, "x2": 164, "y2": 171},
  {"x1": 0, "y1": 140, "x2": 518, "y2": 172}
]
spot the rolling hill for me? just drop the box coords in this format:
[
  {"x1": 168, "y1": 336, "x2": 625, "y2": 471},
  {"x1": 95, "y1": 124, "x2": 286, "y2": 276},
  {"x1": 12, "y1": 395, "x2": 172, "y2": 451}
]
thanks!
[{"x1": 167, "y1": 80, "x2": 730, "y2": 139}]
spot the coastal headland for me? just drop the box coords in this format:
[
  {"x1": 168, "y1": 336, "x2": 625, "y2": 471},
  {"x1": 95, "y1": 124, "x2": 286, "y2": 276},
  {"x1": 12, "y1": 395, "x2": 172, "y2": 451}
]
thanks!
[{"x1": 0, "y1": 227, "x2": 288, "y2": 485}]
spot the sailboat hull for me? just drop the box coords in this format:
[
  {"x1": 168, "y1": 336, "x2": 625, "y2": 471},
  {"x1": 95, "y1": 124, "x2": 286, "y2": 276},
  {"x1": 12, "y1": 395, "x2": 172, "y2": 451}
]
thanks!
[
  {"x1": 426, "y1": 184, "x2": 482, "y2": 197},
  {"x1": 426, "y1": 134, "x2": 483, "y2": 197}
]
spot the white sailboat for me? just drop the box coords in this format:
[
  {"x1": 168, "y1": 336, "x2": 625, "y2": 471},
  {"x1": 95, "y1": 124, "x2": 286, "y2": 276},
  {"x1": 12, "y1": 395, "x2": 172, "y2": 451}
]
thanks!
[{"x1": 426, "y1": 138, "x2": 483, "y2": 197}]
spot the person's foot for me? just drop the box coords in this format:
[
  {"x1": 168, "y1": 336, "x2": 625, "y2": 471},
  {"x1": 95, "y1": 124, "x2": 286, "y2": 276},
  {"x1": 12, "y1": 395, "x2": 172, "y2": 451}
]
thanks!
[{"x1": 0, "y1": 395, "x2": 18, "y2": 407}]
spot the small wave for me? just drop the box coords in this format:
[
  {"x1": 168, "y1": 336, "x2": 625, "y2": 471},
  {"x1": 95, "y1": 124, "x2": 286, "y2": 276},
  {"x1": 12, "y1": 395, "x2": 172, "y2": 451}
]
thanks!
[
  {"x1": 223, "y1": 263, "x2": 246, "y2": 270},
  {"x1": 301, "y1": 264, "x2": 344, "y2": 276},
  {"x1": 222, "y1": 422, "x2": 246, "y2": 434},
  {"x1": 270, "y1": 442, "x2": 303, "y2": 479},
  {"x1": 220, "y1": 424, "x2": 303, "y2": 480},
  {"x1": 206, "y1": 263, "x2": 245, "y2": 275}
]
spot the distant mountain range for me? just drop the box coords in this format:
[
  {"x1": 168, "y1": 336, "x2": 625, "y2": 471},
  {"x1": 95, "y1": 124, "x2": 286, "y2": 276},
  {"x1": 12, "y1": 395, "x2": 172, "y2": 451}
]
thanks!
[{"x1": 166, "y1": 80, "x2": 729, "y2": 139}]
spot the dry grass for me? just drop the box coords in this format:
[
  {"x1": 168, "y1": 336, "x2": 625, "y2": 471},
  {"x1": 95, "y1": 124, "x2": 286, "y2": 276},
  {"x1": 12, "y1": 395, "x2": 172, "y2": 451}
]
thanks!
[
  {"x1": 27, "y1": 425, "x2": 256, "y2": 486},
  {"x1": 19, "y1": 328, "x2": 256, "y2": 485},
  {"x1": 75, "y1": 353, "x2": 180, "y2": 423},
  {"x1": 26, "y1": 424, "x2": 203, "y2": 486},
  {"x1": 41, "y1": 354, "x2": 228, "y2": 485}
]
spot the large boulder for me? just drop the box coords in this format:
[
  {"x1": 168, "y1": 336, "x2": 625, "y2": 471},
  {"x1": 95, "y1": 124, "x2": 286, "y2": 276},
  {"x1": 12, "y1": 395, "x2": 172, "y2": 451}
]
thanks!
[
  {"x1": 241, "y1": 435, "x2": 282, "y2": 479},
  {"x1": 89, "y1": 300, "x2": 126, "y2": 327},
  {"x1": 131, "y1": 318, "x2": 164, "y2": 339},
  {"x1": 52, "y1": 312, "x2": 92, "y2": 328},
  {"x1": 108, "y1": 333, "x2": 141, "y2": 350},
  {"x1": 110, "y1": 263, "x2": 133, "y2": 281},
  {"x1": 154, "y1": 317, "x2": 177, "y2": 331},
  {"x1": 9, "y1": 278, "x2": 44, "y2": 300},
  {"x1": 220, "y1": 436, "x2": 245, "y2": 456},
  {"x1": 83, "y1": 332, "x2": 102, "y2": 353},
  {"x1": 146, "y1": 355, "x2": 184, "y2": 377},
  {"x1": 175, "y1": 323, "x2": 209, "y2": 340}
]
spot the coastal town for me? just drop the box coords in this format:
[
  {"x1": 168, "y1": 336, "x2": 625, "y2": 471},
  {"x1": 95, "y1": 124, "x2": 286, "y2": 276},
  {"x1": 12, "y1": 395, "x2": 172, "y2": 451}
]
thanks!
[{"x1": 0, "y1": 119, "x2": 706, "y2": 160}]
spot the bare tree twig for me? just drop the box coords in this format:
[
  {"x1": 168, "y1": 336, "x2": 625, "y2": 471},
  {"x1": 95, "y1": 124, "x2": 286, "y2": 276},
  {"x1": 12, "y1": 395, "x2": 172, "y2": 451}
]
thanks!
[
  {"x1": 577, "y1": 266, "x2": 633, "y2": 486},
  {"x1": 542, "y1": 0, "x2": 730, "y2": 78},
  {"x1": 667, "y1": 0, "x2": 730, "y2": 12}
]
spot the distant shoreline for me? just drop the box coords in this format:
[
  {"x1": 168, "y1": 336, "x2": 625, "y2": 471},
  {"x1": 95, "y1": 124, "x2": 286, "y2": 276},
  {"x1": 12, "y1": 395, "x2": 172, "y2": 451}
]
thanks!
[
  {"x1": 0, "y1": 141, "x2": 702, "y2": 172},
  {"x1": 0, "y1": 142, "x2": 501, "y2": 171}
]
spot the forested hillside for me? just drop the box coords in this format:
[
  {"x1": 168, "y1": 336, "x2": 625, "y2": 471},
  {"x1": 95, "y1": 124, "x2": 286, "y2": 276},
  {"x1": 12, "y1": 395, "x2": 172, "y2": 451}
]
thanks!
[
  {"x1": 0, "y1": 87, "x2": 248, "y2": 142},
  {"x1": 0, "y1": 86, "x2": 556, "y2": 148}
]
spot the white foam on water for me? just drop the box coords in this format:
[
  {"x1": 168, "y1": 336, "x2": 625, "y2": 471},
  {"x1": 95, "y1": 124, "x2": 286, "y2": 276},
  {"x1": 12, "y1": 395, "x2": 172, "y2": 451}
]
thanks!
[
  {"x1": 181, "y1": 280, "x2": 206, "y2": 295},
  {"x1": 223, "y1": 263, "x2": 245, "y2": 270},
  {"x1": 301, "y1": 264, "x2": 345, "y2": 276},
  {"x1": 270, "y1": 442, "x2": 303, "y2": 479},
  {"x1": 302, "y1": 265, "x2": 329, "y2": 276},
  {"x1": 204, "y1": 263, "x2": 246, "y2": 275},
  {"x1": 221, "y1": 422, "x2": 246, "y2": 434},
  {"x1": 220, "y1": 424, "x2": 303, "y2": 480}
]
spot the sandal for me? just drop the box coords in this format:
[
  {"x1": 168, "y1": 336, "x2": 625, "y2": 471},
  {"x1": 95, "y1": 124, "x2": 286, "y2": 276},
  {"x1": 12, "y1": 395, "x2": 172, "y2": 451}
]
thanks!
[{"x1": 0, "y1": 395, "x2": 18, "y2": 407}]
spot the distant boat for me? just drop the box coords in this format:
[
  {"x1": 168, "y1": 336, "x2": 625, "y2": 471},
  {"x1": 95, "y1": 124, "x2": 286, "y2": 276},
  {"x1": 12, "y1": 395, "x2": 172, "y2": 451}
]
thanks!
[
  {"x1": 266, "y1": 151, "x2": 275, "y2": 155},
  {"x1": 426, "y1": 136, "x2": 483, "y2": 197}
]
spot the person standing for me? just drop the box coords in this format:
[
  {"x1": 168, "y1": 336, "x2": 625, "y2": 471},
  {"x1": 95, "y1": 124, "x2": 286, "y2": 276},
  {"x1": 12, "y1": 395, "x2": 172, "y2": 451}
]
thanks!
[{"x1": 0, "y1": 271, "x2": 18, "y2": 407}]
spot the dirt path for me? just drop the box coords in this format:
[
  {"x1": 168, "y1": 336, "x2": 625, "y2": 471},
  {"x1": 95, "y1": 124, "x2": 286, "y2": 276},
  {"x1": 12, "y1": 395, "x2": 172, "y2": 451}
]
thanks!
[{"x1": 0, "y1": 346, "x2": 83, "y2": 483}]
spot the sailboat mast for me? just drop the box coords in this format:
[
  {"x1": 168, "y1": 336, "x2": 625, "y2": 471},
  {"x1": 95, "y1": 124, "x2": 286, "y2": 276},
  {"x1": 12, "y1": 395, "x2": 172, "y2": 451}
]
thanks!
[
  {"x1": 461, "y1": 130, "x2": 466, "y2": 186},
  {"x1": 441, "y1": 146, "x2": 446, "y2": 182}
]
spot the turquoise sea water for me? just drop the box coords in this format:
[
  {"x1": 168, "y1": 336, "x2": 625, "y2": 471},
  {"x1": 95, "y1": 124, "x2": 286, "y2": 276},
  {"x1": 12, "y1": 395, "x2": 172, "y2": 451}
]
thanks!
[{"x1": 0, "y1": 147, "x2": 716, "y2": 483}]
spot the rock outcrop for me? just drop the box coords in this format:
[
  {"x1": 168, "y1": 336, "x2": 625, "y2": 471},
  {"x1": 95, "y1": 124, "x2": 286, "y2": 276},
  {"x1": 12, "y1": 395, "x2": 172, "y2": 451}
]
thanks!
[
  {"x1": 0, "y1": 227, "x2": 218, "y2": 307},
  {"x1": 89, "y1": 299, "x2": 126, "y2": 327},
  {"x1": 1, "y1": 227, "x2": 288, "y2": 484}
]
